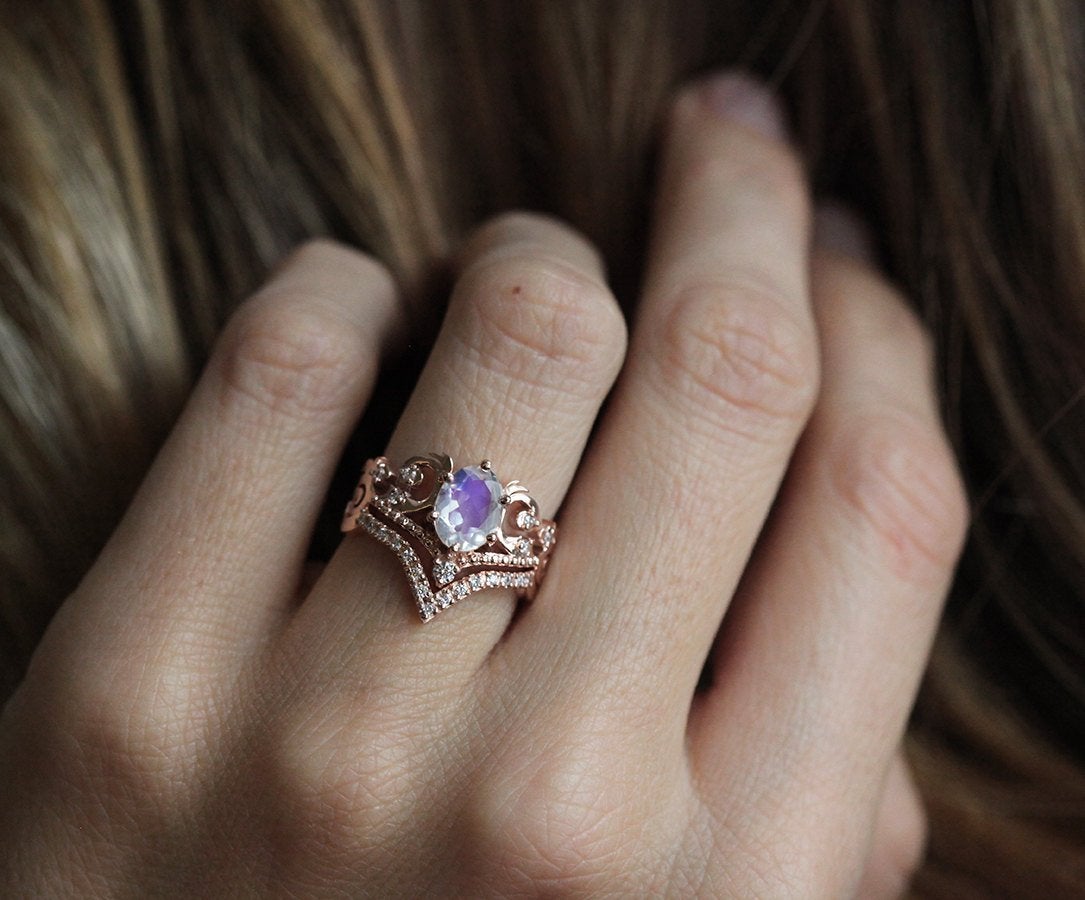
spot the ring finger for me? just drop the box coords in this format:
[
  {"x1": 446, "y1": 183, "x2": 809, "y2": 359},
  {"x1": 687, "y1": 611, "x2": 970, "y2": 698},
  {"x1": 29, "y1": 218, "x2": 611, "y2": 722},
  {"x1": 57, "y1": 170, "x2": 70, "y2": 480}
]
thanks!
[{"x1": 292, "y1": 212, "x2": 627, "y2": 685}]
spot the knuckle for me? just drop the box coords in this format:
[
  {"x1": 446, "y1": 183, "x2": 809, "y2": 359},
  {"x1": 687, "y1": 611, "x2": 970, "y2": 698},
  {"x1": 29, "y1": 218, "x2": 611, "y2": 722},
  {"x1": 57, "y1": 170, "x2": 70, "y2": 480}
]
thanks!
[
  {"x1": 473, "y1": 210, "x2": 545, "y2": 240},
  {"x1": 701, "y1": 803, "x2": 830, "y2": 899},
  {"x1": 867, "y1": 292, "x2": 934, "y2": 369},
  {"x1": 469, "y1": 735, "x2": 652, "y2": 893},
  {"x1": 462, "y1": 210, "x2": 607, "y2": 279},
  {"x1": 816, "y1": 256, "x2": 935, "y2": 366},
  {"x1": 265, "y1": 701, "x2": 421, "y2": 865},
  {"x1": 874, "y1": 803, "x2": 927, "y2": 895},
  {"x1": 217, "y1": 292, "x2": 367, "y2": 420},
  {"x1": 856, "y1": 762, "x2": 928, "y2": 899},
  {"x1": 454, "y1": 253, "x2": 627, "y2": 397},
  {"x1": 682, "y1": 133, "x2": 807, "y2": 222},
  {"x1": 479, "y1": 785, "x2": 628, "y2": 891},
  {"x1": 465, "y1": 210, "x2": 600, "y2": 263},
  {"x1": 656, "y1": 281, "x2": 818, "y2": 440},
  {"x1": 280, "y1": 238, "x2": 397, "y2": 296},
  {"x1": 832, "y1": 413, "x2": 969, "y2": 582},
  {"x1": 28, "y1": 655, "x2": 201, "y2": 819}
]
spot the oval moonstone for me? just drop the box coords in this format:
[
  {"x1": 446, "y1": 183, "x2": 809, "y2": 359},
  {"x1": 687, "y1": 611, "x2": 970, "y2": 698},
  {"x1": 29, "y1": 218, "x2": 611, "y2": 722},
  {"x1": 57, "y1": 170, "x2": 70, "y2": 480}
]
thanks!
[{"x1": 433, "y1": 465, "x2": 504, "y2": 551}]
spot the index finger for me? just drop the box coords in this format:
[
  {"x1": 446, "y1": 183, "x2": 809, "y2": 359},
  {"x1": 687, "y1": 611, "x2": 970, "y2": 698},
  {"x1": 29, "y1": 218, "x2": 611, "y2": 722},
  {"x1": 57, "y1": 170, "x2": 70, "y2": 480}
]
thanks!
[{"x1": 66, "y1": 242, "x2": 404, "y2": 661}]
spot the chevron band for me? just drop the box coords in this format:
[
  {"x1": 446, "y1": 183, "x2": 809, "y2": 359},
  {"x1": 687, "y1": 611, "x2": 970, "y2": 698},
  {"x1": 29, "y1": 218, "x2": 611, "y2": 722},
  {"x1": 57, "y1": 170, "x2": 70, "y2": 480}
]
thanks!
[{"x1": 341, "y1": 454, "x2": 556, "y2": 621}]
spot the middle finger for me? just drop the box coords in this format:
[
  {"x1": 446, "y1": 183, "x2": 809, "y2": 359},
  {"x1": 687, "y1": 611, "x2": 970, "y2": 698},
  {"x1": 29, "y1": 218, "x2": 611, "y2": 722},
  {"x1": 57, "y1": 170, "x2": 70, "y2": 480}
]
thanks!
[{"x1": 510, "y1": 75, "x2": 817, "y2": 716}]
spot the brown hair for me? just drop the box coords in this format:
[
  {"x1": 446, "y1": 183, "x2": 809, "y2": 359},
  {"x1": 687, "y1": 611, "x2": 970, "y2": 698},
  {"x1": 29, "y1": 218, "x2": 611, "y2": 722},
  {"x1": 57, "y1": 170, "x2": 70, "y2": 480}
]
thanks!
[{"x1": 2, "y1": 1, "x2": 1083, "y2": 893}]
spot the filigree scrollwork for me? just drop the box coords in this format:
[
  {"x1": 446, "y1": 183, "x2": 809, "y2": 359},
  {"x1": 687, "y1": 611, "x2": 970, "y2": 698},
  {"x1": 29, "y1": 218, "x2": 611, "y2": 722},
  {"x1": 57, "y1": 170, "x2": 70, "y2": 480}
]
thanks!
[{"x1": 341, "y1": 455, "x2": 556, "y2": 620}]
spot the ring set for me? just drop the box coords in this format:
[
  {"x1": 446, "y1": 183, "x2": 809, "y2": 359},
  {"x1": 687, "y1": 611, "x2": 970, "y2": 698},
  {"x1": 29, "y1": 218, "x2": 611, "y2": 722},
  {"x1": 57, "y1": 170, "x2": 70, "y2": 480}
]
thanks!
[{"x1": 342, "y1": 454, "x2": 556, "y2": 621}]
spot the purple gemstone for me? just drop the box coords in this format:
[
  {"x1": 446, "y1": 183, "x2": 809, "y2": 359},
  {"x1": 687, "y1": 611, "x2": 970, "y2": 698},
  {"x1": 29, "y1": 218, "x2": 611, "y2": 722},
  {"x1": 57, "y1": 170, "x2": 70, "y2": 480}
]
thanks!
[{"x1": 433, "y1": 465, "x2": 503, "y2": 551}]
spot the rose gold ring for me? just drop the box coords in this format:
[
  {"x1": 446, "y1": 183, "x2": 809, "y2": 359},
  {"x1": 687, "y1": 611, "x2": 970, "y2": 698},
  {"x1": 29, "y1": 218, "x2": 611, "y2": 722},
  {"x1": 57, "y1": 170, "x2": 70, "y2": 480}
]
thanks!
[{"x1": 341, "y1": 454, "x2": 556, "y2": 622}]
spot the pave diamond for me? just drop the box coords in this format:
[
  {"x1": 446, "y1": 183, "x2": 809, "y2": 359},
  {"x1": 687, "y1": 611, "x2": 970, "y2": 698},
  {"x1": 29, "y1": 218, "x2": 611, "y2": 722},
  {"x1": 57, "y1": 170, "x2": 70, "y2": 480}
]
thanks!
[
  {"x1": 433, "y1": 465, "x2": 503, "y2": 551},
  {"x1": 434, "y1": 559, "x2": 457, "y2": 585},
  {"x1": 539, "y1": 524, "x2": 556, "y2": 549}
]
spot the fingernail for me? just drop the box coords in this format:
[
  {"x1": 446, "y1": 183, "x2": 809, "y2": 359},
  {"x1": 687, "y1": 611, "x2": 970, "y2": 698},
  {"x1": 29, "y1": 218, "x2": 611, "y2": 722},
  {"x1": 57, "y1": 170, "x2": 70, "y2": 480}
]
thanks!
[
  {"x1": 813, "y1": 202, "x2": 876, "y2": 263},
  {"x1": 698, "y1": 72, "x2": 787, "y2": 141}
]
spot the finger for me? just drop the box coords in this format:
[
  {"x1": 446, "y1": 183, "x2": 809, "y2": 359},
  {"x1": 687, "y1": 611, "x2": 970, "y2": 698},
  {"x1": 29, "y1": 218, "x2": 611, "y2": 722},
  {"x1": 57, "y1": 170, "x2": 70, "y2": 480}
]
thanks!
[
  {"x1": 690, "y1": 211, "x2": 966, "y2": 889},
  {"x1": 856, "y1": 751, "x2": 928, "y2": 899},
  {"x1": 298, "y1": 212, "x2": 626, "y2": 681},
  {"x1": 506, "y1": 75, "x2": 817, "y2": 715},
  {"x1": 62, "y1": 240, "x2": 403, "y2": 660}
]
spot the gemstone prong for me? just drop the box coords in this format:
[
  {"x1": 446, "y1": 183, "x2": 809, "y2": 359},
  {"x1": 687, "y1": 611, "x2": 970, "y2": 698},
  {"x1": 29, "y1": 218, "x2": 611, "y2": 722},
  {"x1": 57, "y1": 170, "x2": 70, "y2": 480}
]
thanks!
[{"x1": 347, "y1": 455, "x2": 554, "y2": 621}]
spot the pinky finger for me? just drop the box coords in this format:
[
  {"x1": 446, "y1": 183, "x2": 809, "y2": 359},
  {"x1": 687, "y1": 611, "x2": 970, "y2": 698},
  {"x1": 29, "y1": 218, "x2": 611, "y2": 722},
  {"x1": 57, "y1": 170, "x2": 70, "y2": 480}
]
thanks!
[
  {"x1": 690, "y1": 213, "x2": 966, "y2": 892},
  {"x1": 856, "y1": 751, "x2": 928, "y2": 898}
]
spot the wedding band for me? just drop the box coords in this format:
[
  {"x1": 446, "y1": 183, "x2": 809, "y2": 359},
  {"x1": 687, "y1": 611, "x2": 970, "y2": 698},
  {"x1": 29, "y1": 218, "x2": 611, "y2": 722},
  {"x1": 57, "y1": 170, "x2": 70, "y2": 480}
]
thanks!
[{"x1": 341, "y1": 454, "x2": 556, "y2": 621}]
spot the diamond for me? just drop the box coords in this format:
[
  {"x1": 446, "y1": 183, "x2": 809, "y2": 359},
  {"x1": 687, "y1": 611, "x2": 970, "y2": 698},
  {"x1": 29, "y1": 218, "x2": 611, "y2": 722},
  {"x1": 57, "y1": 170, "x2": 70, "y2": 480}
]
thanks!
[
  {"x1": 434, "y1": 559, "x2": 456, "y2": 585},
  {"x1": 433, "y1": 465, "x2": 504, "y2": 551},
  {"x1": 515, "y1": 537, "x2": 532, "y2": 556},
  {"x1": 516, "y1": 510, "x2": 539, "y2": 530},
  {"x1": 539, "y1": 524, "x2": 555, "y2": 548},
  {"x1": 400, "y1": 464, "x2": 422, "y2": 486}
]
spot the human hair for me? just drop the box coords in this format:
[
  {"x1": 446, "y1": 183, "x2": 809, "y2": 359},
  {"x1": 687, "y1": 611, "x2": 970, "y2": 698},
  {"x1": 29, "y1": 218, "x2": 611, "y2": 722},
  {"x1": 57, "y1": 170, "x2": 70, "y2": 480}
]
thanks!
[{"x1": 2, "y1": 1, "x2": 1083, "y2": 893}]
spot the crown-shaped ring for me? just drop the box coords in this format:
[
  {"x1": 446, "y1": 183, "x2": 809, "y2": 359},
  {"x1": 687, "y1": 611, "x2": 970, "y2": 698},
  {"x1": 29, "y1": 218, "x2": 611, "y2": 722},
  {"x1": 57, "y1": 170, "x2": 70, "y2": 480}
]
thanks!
[{"x1": 341, "y1": 454, "x2": 556, "y2": 621}]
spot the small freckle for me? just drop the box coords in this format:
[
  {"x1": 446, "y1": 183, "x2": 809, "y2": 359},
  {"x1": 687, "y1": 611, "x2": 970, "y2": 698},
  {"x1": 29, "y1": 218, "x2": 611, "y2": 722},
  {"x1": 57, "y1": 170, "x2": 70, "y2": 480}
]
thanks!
[{"x1": 512, "y1": 285, "x2": 522, "y2": 294}]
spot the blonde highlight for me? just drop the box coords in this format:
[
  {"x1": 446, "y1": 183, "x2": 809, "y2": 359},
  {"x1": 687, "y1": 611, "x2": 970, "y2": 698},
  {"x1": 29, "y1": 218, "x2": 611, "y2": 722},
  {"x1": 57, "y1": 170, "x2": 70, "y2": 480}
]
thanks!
[{"x1": 2, "y1": 1, "x2": 1084, "y2": 893}]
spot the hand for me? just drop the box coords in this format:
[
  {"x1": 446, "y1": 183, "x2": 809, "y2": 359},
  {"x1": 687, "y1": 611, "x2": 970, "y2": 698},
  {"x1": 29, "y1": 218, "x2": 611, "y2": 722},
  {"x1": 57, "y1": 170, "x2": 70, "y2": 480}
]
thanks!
[{"x1": 0, "y1": 74, "x2": 966, "y2": 897}]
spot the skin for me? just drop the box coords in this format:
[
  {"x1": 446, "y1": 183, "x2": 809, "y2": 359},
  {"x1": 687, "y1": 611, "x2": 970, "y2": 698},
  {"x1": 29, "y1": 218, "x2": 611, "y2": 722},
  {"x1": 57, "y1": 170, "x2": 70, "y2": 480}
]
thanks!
[{"x1": 0, "y1": 74, "x2": 966, "y2": 897}]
